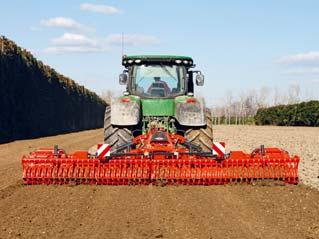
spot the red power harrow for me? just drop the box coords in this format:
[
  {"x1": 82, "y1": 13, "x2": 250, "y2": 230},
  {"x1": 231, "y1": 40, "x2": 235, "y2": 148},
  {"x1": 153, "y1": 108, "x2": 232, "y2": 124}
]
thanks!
[{"x1": 22, "y1": 129, "x2": 300, "y2": 185}]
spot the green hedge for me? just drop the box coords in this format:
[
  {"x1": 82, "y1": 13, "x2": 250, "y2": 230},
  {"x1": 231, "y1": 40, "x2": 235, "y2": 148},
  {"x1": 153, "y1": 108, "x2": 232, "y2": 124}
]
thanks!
[
  {"x1": 255, "y1": 101, "x2": 319, "y2": 126},
  {"x1": 0, "y1": 36, "x2": 107, "y2": 143}
]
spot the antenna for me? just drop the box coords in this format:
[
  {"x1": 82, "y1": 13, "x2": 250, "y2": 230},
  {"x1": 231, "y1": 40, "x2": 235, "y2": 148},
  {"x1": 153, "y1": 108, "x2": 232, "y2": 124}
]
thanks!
[{"x1": 121, "y1": 32, "x2": 124, "y2": 57}]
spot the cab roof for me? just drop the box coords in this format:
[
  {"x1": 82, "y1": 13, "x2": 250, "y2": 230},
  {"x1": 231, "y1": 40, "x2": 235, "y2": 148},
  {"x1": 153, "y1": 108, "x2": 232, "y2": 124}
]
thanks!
[{"x1": 122, "y1": 55, "x2": 194, "y2": 67}]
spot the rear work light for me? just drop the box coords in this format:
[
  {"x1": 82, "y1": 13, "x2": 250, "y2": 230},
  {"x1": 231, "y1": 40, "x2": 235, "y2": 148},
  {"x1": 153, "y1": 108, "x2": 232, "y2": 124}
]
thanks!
[
  {"x1": 187, "y1": 98, "x2": 197, "y2": 104},
  {"x1": 121, "y1": 97, "x2": 131, "y2": 103}
]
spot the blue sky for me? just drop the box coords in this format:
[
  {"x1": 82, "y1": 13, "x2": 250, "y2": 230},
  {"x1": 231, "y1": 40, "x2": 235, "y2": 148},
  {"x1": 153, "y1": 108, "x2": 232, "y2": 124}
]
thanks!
[{"x1": 1, "y1": 0, "x2": 319, "y2": 106}]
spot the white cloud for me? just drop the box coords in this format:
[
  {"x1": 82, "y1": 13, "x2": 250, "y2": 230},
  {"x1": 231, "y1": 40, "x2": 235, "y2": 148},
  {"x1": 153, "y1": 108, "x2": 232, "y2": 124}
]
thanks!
[
  {"x1": 51, "y1": 33, "x2": 97, "y2": 46},
  {"x1": 80, "y1": 3, "x2": 121, "y2": 14},
  {"x1": 106, "y1": 34, "x2": 160, "y2": 46},
  {"x1": 41, "y1": 17, "x2": 81, "y2": 29},
  {"x1": 40, "y1": 17, "x2": 94, "y2": 32},
  {"x1": 278, "y1": 51, "x2": 319, "y2": 65},
  {"x1": 278, "y1": 51, "x2": 319, "y2": 76},
  {"x1": 44, "y1": 46, "x2": 103, "y2": 54},
  {"x1": 44, "y1": 33, "x2": 159, "y2": 54},
  {"x1": 45, "y1": 33, "x2": 105, "y2": 53},
  {"x1": 286, "y1": 67, "x2": 319, "y2": 75}
]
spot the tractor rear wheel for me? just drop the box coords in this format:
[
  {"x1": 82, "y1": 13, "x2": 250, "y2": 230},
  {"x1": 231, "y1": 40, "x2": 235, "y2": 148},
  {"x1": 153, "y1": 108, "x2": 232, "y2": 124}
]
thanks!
[
  {"x1": 184, "y1": 109, "x2": 213, "y2": 152},
  {"x1": 103, "y1": 106, "x2": 134, "y2": 149}
]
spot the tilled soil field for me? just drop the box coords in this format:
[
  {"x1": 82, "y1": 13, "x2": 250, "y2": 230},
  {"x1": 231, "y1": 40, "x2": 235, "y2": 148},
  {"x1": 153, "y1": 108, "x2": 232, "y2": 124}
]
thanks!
[{"x1": 0, "y1": 126, "x2": 319, "y2": 239}]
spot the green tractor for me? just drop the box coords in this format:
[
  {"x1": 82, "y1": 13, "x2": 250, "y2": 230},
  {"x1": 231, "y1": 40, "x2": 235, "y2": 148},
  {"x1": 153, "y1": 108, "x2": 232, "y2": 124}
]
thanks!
[{"x1": 104, "y1": 55, "x2": 213, "y2": 152}]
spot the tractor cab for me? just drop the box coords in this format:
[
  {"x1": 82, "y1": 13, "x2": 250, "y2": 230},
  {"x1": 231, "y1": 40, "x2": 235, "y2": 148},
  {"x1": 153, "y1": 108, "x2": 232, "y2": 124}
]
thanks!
[{"x1": 119, "y1": 55, "x2": 204, "y2": 98}]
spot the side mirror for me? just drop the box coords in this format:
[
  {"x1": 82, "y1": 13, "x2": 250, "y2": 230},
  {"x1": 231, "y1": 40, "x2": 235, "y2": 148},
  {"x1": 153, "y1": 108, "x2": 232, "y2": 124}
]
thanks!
[
  {"x1": 195, "y1": 72, "x2": 204, "y2": 86},
  {"x1": 119, "y1": 73, "x2": 128, "y2": 85}
]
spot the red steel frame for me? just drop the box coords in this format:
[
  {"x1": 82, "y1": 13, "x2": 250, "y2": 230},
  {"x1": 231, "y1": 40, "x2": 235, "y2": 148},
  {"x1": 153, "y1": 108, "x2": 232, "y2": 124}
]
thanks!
[{"x1": 22, "y1": 130, "x2": 300, "y2": 185}]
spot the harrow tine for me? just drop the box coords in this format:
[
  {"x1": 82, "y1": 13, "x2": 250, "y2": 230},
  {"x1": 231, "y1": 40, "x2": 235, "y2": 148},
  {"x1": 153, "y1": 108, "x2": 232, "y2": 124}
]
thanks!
[{"x1": 21, "y1": 139, "x2": 299, "y2": 185}]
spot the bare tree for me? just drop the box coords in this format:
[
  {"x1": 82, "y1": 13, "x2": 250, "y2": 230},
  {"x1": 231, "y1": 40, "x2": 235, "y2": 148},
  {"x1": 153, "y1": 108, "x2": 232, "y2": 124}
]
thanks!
[
  {"x1": 273, "y1": 87, "x2": 282, "y2": 106},
  {"x1": 225, "y1": 90, "x2": 233, "y2": 125},
  {"x1": 303, "y1": 88, "x2": 315, "y2": 102},
  {"x1": 287, "y1": 83, "x2": 300, "y2": 104},
  {"x1": 239, "y1": 92, "x2": 247, "y2": 124},
  {"x1": 101, "y1": 90, "x2": 115, "y2": 104},
  {"x1": 257, "y1": 86, "x2": 271, "y2": 108}
]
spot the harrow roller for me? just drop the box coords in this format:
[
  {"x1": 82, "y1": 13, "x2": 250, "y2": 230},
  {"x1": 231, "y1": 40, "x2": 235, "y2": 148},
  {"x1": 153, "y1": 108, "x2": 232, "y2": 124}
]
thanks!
[{"x1": 22, "y1": 130, "x2": 299, "y2": 185}]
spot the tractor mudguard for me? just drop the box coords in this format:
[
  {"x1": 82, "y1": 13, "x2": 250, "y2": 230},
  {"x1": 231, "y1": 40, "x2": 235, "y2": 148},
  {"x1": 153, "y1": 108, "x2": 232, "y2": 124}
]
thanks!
[
  {"x1": 111, "y1": 97, "x2": 140, "y2": 126},
  {"x1": 175, "y1": 97, "x2": 206, "y2": 126}
]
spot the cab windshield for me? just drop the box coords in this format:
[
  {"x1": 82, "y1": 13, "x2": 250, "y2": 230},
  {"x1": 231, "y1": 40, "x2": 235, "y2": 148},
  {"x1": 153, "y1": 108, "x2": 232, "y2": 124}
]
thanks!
[{"x1": 131, "y1": 64, "x2": 186, "y2": 98}]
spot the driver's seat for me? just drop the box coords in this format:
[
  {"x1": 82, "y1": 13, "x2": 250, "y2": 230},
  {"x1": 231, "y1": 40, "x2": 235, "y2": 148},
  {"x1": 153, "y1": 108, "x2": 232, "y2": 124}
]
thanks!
[
  {"x1": 150, "y1": 87, "x2": 165, "y2": 97},
  {"x1": 148, "y1": 82, "x2": 167, "y2": 97}
]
